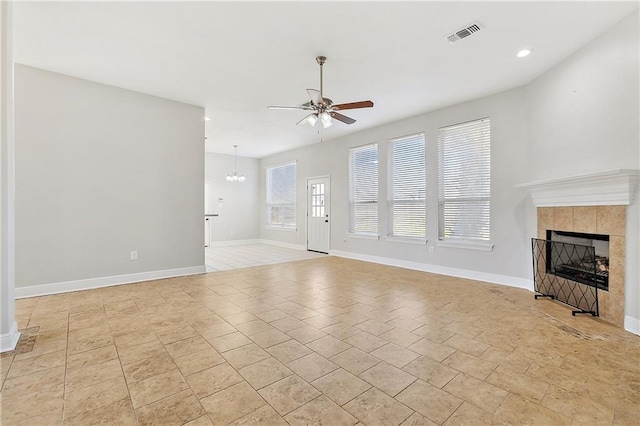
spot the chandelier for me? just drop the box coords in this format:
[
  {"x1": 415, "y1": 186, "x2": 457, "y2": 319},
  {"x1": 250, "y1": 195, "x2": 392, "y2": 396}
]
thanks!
[{"x1": 226, "y1": 145, "x2": 246, "y2": 182}]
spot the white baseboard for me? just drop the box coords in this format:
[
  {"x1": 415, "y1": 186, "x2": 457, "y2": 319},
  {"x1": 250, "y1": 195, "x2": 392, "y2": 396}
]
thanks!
[
  {"x1": 624, "y1": 316, "x2": 640, "y2": 336},
  {"x1": 329, "y1": 249, "x2": 534, "y2": 291},
  {"x1": 0, "y1": 321, "x2": 20, "y2": 352},
  {"x1": 259, "y1": 239, "x2": 306, "y2": 251},
  {"x1": 206, "y1": 239, "x2": 261, "y2": 247},
  {"x1": 15, "y1": 265, "x2": 206, "y2": 299}
]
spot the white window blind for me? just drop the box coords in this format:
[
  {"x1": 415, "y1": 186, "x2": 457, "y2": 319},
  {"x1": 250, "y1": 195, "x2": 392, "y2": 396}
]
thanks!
[
  {"x1": 438, "y1": 118, "x2": 491, "y2": 241},
  {"x1": 388, "y1": 133, "x2": 426, "y2": 238},
  {"x1": 349, "y1": 144, "x2": 378, "y2": 235},
  {"x1": 266, "y1": 162, "x2": 296, "y2": 229}
]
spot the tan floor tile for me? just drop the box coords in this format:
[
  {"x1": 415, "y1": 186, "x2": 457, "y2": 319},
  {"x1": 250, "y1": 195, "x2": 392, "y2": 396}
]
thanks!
[
  {"x1": 228, "y1": 404, "x2": 288, "y2": 426},
  {"x1": 400, "y1": 412, "x2": 438, "y2": 426},
  {"x1": 408, "y1": 338, "x2": 456, "y2": 362},
  {"x1": 286, "y1": 325, "x2": 327, "y2": 344},
  {"x1": 344, "y1": 387, "x2": 413, "y2": 426},
  {"x1": 12, "y1": 407, "x2": 63, "y2": 426},
  {"x1": 251, "y1": 328, "x2": 293, "y2": 349},
  {"x1": 112, "y1": 327, "x2": 157, "y2": 350},
  {"x1": 266, "y1": 339, "x2": 313, "y2": 364},
  {"x1": 223, "y1": 343, "x2": 271, "y2": 369},
  {"x1": 307, "y1": 335, "x2": 352, "y2": 358},
  {"x1": 63, "y1": 375, "x2": 129, "y2": 419},
  {"x1": 67, "y1": 331, "x2": 114, "y2": 355},
  {"x1": 386, "y1": 316, "x2": 423, "y2": 332},
  {"x1": 402, "y1": 356, "x2": 458, "y2": 388},
  {"x1": 371, "y1": 343, "x2": 419, "y2": 368},
  {"x1": 304, "y1": 314, "x2": 340, "y2": 329},
  {"x1": 255, "y1": 309, "x2": 290, "y2": 323},
  {"x1": 540, "y1": 384, "x2": 615, "y2": 424},
  {"x1": 65, "y1": 358, "x2": 124, "y2": 395},
  {"x1": 259, "y1": 375, "x2": 320, "y2": 416},
  {"x1": 174, "y1": 347, "x2": 226, "y2": 376},
  {"x1": 322, "y1": 322, "x2": 360, "y2": 340},
  {"x1": 239, "y1": 357, "x2": 293, "y2": 390},
  {"x1": 412, "y1": 325, "x2": 456, "y2": 344},
  {"x1": 64, "y1": 397, "x2": 136, "y2": 426},
  {"x1": 196, "y1": 320, "x2": 236, "y2": 339},
  {"x1": 442, "y1": 321, "x2": 483, "y2": 339},
  {"x1": 135, "y1": 389, "x2": 205, "y2": 426},
  {"x1": 311, "y1": 368, "x2": 372, "y2": 405},
  {"x1": 1, "y1": 365, "x2": 65, "y2": 397},
  {"x1": 334, "y1": 312, "x2": 371, "y2": 326},
  {"x1": 183, "y1": 414, "x2": 214, "y2": 425},
  {"x1": 185, "y1": 362, "x2": 244, "y2": 399},
  {"x1": 65, "y1": 345, "x2": 118, "y2": 371},
  {"x1": 1, "y1": 383, "x2": 64, "y2": 424},
  {"x1": 7, "y1": 349, "x2": 66, "y2": 379},
  {"x1": 235, "y1": 319, "x2": 274, "y2": 336},
  {"x1": 479, "y1": 346, "x2": 532, "y2": 374},
  {"x1": 122, "y1": 351, "x2": 176, "y2": 383},
  {"x1": 379, "y1": 328, "x2": 422, "y2": 347},
  {"x1": 443, "y1": 402, "x2": 493, "y2": 426},
  {"x1": 209, "y1": 331, "x2": 252, "y2": 352},
  {"x1": 443, "y1": 334, "x2": 490, "y2": 357},
  {"x1": 330, "y1": 347, "x2": 381, "y2": 376},
  {"x1": 271, "y1": 316, "x2": 306, "y2": 332},
  {"x1": 442, "y1": 351, "x2": 497, "y2": 380},
  {"x1": 359, "y1": 362, "x2": 417, "y2": 397},
  {"x1": 396, "y1": 379, "x2": 463, "y2": 424},
  {"x1": 224, "y1": 311, "x2": 259, "y2": 326},
  {"x1": 156, "y1": 325, "x2": 200, "y2": 345},
  {"x1": 355, "y1": 319, "x2": 394, "y2": 336},
  {"x1": 164, "y1": 335, "x2": 211, "y2": 359},
  {"x1": 344, "y1": 331, "x2": 388, "y2": 352},
  {"x1": 287, "y1": 352, "x2": 339, "y2": 382},
  {"x1": 117, "y1": 339, "x2": 166, "y2": 366},
  {"x1": 285, "y1": 395, "x2": 359, "y2": 425},
  {"x1": 443, "y1": 373, "x2": 507, "y2": 413},
  {"x1": 128, "y1": 368, "x2": 189, "y2": 408},
  {"x1": 493, "y1": 393, "x2": 572, "y2": 425},
  {"x1": 201, "y1": 381, "x2": 267, "y2": 424},
  {"x1": 486, "y1": 366, "x2": 549, "y2": 403}
]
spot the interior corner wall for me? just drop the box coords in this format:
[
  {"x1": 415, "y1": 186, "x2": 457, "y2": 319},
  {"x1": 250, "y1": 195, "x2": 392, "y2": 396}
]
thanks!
[
  {"x1": 261, "y1": 87, "x2": 533, "y2": 284},
  {"x1": 14, "y1": 65, "x2": 205, "y2": 292},
  {"x1": 204, "y1": 152, "x2": 260, "y2": 242},
  {"x1": 526, "y1": 12, "x2": 640, "y2": 326}
]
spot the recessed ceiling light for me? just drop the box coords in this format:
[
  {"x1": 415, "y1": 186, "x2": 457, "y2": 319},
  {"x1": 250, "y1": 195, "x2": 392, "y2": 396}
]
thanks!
[
  {"x1": 204, "y1": 117, "x2": 211, "y2": 121},
  {"x1": 517, "y1": 49, "x2": 531, "y2": 58}
]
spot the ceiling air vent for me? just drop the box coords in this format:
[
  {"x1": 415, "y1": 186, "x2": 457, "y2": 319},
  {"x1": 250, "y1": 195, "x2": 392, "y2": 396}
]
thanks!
[{"x1": 446, "y1": 23, "x2": 482, "y2": 43}]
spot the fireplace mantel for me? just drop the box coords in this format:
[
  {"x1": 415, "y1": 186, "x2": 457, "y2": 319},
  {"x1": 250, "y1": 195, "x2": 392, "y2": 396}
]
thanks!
[{"x1": 517, "y1": 169, "x2": 639, "y2": 207}]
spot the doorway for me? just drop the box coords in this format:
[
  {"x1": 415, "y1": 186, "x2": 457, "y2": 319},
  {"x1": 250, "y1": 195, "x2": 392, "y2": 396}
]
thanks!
[{"x1": 307, "y1": 176, "x2": 330, "y2": 253}]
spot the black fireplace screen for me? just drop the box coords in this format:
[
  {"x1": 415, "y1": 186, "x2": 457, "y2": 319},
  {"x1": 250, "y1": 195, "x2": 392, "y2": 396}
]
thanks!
[{"x1": 532, "y1": 238, "x2": 599, "y2": 316}]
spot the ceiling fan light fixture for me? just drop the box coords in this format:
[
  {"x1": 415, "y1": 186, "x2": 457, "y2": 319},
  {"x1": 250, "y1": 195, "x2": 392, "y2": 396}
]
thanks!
[
  {"x1": 320, "y1": 111, "x2": 332, "y2": 127},
  {"x1": 307, "y1": 114, "x2": 318, "y2": 127}
]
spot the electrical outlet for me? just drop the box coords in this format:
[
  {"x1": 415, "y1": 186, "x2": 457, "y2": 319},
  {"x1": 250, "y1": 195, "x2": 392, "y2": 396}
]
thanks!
[
  {"x1": 130, "y1": 250, "x2": 138, "y2": 261},
  {"x1": 428, "y1": 245, "x2": 434, "y2": 254}
]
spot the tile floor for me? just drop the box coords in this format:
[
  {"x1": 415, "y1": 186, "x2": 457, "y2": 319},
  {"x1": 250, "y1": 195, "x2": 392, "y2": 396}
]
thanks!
[
  {"x1": 1, "y1": 256, "x2": 638, "y2": 425},
  {"x1": 205, "y1": 243, "x2": 326, "y2": 271}
]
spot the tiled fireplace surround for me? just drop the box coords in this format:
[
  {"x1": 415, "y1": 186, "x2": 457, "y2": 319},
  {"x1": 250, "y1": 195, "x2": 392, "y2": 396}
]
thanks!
[
  {"x1": 519, "y1": 169, "x2": 639, "y2": 329},
  {"x1": 536, "y1": 205, "x2": 626, "y2": 326}
]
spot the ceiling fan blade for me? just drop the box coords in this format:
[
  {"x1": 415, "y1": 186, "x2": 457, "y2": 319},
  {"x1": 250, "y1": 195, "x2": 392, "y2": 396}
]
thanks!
[
  {"x1": 332, "y1": 100, "x2": 374, "y2": 111},
  {"x1": 307, "y1": 89, "x2": 324, "y2": 106},
  {"x1": 268, "y1": 105, "x2": 313, "y2": 111},
  {"x1": 296, "y1": 113, "x2": 318, "y2": 126},
  {"x1": 331, "y1": 112, "x2": 356, "y2": 125}
]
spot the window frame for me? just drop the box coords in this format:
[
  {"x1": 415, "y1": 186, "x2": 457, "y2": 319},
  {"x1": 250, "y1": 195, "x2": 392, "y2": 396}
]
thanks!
[
  {"x1": 387, "y1": 132, "x2": 426, "y2": 242},
  {"x1": 348, "y1": 143, "x2": 379, "y2": 237},
  {"x1": 266, "y1": 161, "x2": 297, "y2": 230},
  {"x1": 437, "y1": 117, "x2": 492, "y2": 249}
]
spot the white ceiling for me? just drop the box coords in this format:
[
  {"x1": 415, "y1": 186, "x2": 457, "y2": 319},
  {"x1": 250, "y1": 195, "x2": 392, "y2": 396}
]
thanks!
[{"x1": 13, "y1": 1, "x2": 639, "y2": 158}]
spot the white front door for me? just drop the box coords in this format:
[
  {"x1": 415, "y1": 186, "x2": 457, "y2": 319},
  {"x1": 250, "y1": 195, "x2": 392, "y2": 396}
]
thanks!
[{"x1": 307, "y1": 177, "x2": 330, "y2": 253}]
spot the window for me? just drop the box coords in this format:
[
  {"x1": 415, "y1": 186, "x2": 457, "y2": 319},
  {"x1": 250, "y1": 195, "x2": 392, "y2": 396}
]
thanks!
[
  {"x1": 349, "y1": 144, "x2": 378, "y2": 235},
  {"x1": 388, "y1": 133, "x2": 426, "y2": 239},
  {"x1": 438, "y1": 118, "x2": 491, "y2": 241},
  {"x1": 266, "y1": 161, "x2": 296, "y2": 229}
]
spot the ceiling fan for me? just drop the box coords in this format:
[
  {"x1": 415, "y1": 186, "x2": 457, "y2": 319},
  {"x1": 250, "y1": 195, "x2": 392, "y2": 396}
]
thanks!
[{"x1": 268, "y1": 56, "x2": 374, "y2": 128}]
